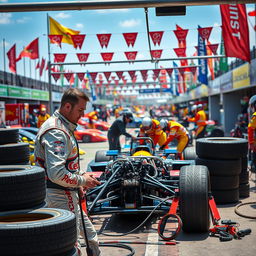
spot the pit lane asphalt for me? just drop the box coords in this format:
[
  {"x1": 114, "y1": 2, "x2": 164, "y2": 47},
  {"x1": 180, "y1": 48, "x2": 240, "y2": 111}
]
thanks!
[{"x1": 78, "y1": 137, "x2": 256, "y2": 256}]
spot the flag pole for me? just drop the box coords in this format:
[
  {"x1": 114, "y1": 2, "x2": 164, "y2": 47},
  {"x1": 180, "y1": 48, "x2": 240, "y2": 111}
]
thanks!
[
  {"x1": 47, "y1": 13, "x2": 53, "y2": 115},
  {"x1": 3, "y1": 38, "x2": 6, "y2": 84}
]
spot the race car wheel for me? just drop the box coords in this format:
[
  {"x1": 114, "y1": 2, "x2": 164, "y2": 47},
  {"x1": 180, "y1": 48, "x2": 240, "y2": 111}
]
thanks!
[
  {"x1": 95, "y1": 150, "x2": 111, "y2": 162},
  {"x1": 0, "y1": 208, "x2": 77, "y2": 256},
  {"x1": 196, "y1": 137, "x2": 248, "y2": 160},
  {"x1": 195, "y1": 157, "x2": 241, "y2": 176},
  {"x1": 0, "y1": 142, "x2": 30, "y2": 165},
  {"x1": 82, "y1": 135, "x2": 91, "y2": 143},
  {"x1": 179, "y1": 165, "x2": 210, "y2": 232},
  {"x1": 183, "y1": 147, "x2": 197, "y2": 160},
  {"x1": 0, "y1": 165, "x2": 46, "y2": 211},
  {"x1": 0, "y1": 128, "x2": 19, "y2": 145}
]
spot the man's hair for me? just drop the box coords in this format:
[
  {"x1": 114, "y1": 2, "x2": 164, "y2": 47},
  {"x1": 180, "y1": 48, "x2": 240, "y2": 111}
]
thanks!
[{"x1": 61, "y1": 88, "x2": 90, "y2": 108}]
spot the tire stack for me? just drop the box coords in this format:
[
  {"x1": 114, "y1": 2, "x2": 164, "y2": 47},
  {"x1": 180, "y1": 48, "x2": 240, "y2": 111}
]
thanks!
[
  {"x1": 0, "y1": 128, "x2": 78, "y2": 256},
  {"x1": 239, "y1": 155, "x2": 250, "y2": 198},
  {"x1": 195, "y1": 137, "x2": 248, "y2": 204}
]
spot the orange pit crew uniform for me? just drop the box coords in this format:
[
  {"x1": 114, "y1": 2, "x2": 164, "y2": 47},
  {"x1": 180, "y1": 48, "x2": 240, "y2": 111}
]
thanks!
[
  {"x1": 163, "y1": 121, "x2": 189, "y2": 154},
  {"x1": 139, "y1": 119, "x2": 166, "y2": 147},
  {"x1": 248, "y1": 112, "x2": 256, "y2": 151},
  {"x1": 37, "y1": 113, "x2": 50, "y2": 128},
  {"x1": 188, "y1": 109, "x2": 207, "y2": 139}
]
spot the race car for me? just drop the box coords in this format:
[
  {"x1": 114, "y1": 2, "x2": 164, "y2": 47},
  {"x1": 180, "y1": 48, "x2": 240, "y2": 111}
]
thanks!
[
  {"x1": 74, "y1": 125, "x2": 107, "y2": 143},
  {"x1": 86, "y1": 137, "x2": 210, "y2": 233},
  {"x1": 78, "y1": 117, "x2": 110, "y2": 131}
]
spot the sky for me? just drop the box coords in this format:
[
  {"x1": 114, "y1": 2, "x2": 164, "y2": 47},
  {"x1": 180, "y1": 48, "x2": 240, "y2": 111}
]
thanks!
[{"x1": 0, "y1": 0, "x2": 255, "y2": 85}]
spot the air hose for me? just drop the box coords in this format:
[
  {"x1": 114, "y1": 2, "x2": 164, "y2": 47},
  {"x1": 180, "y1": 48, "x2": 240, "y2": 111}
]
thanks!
[{"x1": 234, "y1": 201, "x2": 256, "y2": 219}]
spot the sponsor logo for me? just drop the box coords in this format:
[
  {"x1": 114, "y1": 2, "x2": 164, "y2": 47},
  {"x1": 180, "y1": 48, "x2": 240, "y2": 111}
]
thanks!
[
  {"x1": 65, "y1": 190, "x2": 75, "y2": 212},
  {"x1": 53, "y1": 140, "x2": 65, "y2": 156},
  {"x1": 62, "y1": 174, "x2": 78, "y2": 185},
  {"x1": 67, "y1": 161, "x2": 79, "y2": 171}
]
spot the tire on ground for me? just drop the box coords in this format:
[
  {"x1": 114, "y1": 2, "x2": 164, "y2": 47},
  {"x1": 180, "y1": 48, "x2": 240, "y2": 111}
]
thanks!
[
  {"x1": 239, "y1": 183, "x2": 250, "y2": 198},
  {"x1": 211, "y1": 189, "x2": 239, "y2": 204},
  {"x1": 239, "y1": 171, "x2": 249, "y2": 184},
  {"x1": 95, "y1": 150, "x2": 111, "y2": 162},
  {"x1": 0, "y1": 208, "x2": 76, "y2": 256},
  {"x1": 0, "y1": 143, "x2": 30, "y2": 165},
  {"x1": 195, "y1": 157, "x2": 241, "y2": 176},
  {"x1": 183, "y1": 147, "x2": 197, "y2": 160},
  {"x1": 208, "y1": 128, "x2": 224, "y2": 137},
  {"x1": 179, "y1": 165, "x2": 210, "y2": 232},
  {"x1": 0, "y1": 165, "x2": 46, "y2": 211},
  {"x1": 210, "y1": 175, "x2": 239, "y2": 190},
  {"x1": 0, "y1": 128, "x2": 19, "y2": 145},
  {"x1": 196, "y1": 137, "x2": 248, "y2": 160}
]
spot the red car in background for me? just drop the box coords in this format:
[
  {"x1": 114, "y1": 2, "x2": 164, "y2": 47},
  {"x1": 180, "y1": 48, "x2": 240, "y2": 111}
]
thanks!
[
  {"x1": 74, "y1": 125, "x2": 107, "y2": 143},
  {"x1": 78, "y1": 117, "x2": 110, "y2": 131}
]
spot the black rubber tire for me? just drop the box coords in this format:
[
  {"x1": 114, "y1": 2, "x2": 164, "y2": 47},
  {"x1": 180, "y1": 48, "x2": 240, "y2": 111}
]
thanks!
[
  {"x1": 0, "y1": 128, "x2": 19, "y2": 145},
  {"x1": 208, "y1": 128, "x2": 224, "y2": 137},
  {"x1": 241, "y1": 156, "x2": 248, "y2": 172},
  {"x1": 211, "y1": 189, "x2": 239, "y2": 204},
  {"x1": 239, "y1": 183, "x2": 250, "y2": 198},
  {"x1": 195, "y1": 157, "x2": 241, "y2": 176},
  {"x1": 0, "y1": 165, "x2": 46, "y2": 211},
  {"x1": 0, "y1": 208, "x2": 77, "y2": 256},
  {"x1": 95, "y1": 150, "x2": 111, "y2": 162},
  {"x1": 196, "y1": 137, "x2": 248, "y2": 160},
  {"x1": 183, "y1": 147, "x2": 197, "y2": 160},
  {"x1": 179, "y1": 165, "x2": 210, "y2": 232},
  {"x1": 0, "y1": 143, "x2": 30, "y2": 165},
  {"x1": 82, "y1": 135, "x2": 91, "y2": 143},
  {"x1": 210, "y1": 175, "x2": 239, "y2": 190},
  {"x1": 239, "y1": 171, "x2": 249, "y2": 184}
]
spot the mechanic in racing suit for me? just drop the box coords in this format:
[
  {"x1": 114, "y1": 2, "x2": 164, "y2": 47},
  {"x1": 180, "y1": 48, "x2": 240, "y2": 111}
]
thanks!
[
  {"x1": 248, "y1": 95, "x2": 256, "y2": 172},
  {"x1": 34, "y1": 88, "x2": 101, "y2": 256},
  {"x1": 159, "y1": 119, "x2": 189, "y2": 159},
  {"x1": 107, "y1": 111, "x2": 134, "y2": 151},
  {"x1": 139, "y1": 117, "x2": 166, "y2": 147},
  {"x1": 187, "y1": 104, "x2": 207, "y2": 139}
]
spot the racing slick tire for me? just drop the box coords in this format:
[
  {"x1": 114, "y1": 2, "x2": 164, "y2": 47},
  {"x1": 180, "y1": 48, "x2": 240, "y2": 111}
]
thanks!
[
  {"x1": 183, "y1": 147, "x2": 197, "y2": 160},
  {"x1": 0, "y1": 208, "x2": 77, "y2": 256},
  {"x1": 0, "y1": 128, "x2": 19, "y2": 145},
  {"x1": 195, "y1": 157, "x2": 241, "y2": 176},
  {"x1": 0, "y1": 143, "x2": 30, "y2": 165},
  {"x1": 208, "y1": 128, "x2": 224, "y2": 137},
  {"x1": 0, "y1": 165, "x2": 46, "y2": 211},
  {"x1": 82, "y1": 135, "x2": 91, "y2": 143},
  {"x1": 179, "y1": 165, "x2": 210, "y2": 232},
  {"x1": 196, "y1": 137, "x2": 248, "y2": 160},
  {"x1": 95, "y1": 150, "x2": 111, "y2": 162}
]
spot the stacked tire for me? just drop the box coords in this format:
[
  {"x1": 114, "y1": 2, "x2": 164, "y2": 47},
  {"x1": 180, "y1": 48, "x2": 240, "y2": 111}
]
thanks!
[
  {"x1": 239, "y1": 156, "x2": 250, "y2": 198},
  {"x1": 195, "y1": 137, "x2": 248, "y2": 204},
  {"x1": 0, "y1": 128, "x2": 78, "y2": 256}
]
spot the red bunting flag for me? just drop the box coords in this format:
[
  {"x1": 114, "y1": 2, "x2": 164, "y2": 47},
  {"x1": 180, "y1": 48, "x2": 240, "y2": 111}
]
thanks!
[
  {"x1": 36, "y1": 61, "x2": 40, "y2": 69},
  {"x1": 39, "y1": 58, "x2": 45, "y2": 77},
  {"x1": 16, "y1": 38, "x2": 39, "y2": 62},
  {"x1": 198, "y1": 27, "x2": 213, "y2": 41},
  {"x1": 123, "y1": 33, "x2": 138, "y2": 47},
  {"x1": 52, "y1": 73, "x2": 61, "y2": 82},
  {"x1": 149, "y1": 31, "x2": 164, "y2": 46},
  {"x1": 128, "y1": 70, "x2": 136, "y2": 79},
  {"x1": 150, "y1": 50, "x2": 163, "y2": 59},
  {"x1": 116, "y1": 71, "x2": 123, "y2": 80},
  {"x1": 54, "y1": 53, "x2": 67, "y2": 63},
  {"x1": 124, "y1": 51, "x2": 137, "y2": 62},
  {"x1": 101, "y1": 52, "x2": 114, "y2": 62},
  {"x1": 76, "y1": 53, "x2": 89, "y2": 63},
  {"x1": 220, "y1": 4, "x2": 250, "y2": 62},
  {"x1": 178, "y1": 68, "x2": 185, "y2": 76},
  {"x1": 97, "y1": 34, "x2": 111, "y2": 48},
  {"x1": 104, "y1": 72, "x2": 111, "y2": 81},
  {"x1": 71, "y1": 34, "x2": 86, "y2": 49},
  {"x1": 173, "y1": 47, "x2": 186, "y2": 57},
  {"x1": 248, "y1": 10, "x2": 256, "y2": 16},
  {"x1": 207, "y1": 44, "x2": 219, "y2": 55},
  {"x1": 189, "y1": 66, "x2": 197, "y2": 75},
  {"x1": 7, "y1": 44, "x2": 17, "y2": 73},
  {"x1": 48, "y1": 35, "x2": 63, "y2": 48},
  {"x1": 153, "y1": 69, "x2": 161, "y2": 78},
  {"x1": 173, "y1": 28, "x2": 188, "y2": 48},
  {"x1": 77, "y1": 73, "x2": 85, "y2": 81},
  {"x1": 64, "y1": 73, "x2": 73, "y2": 82},
  {"x1": 114, "y1": 80, "x2": 119, "y2": 86},
  {"x1": 165, "y1": 68, "x2": 173, "y2": 77},
  {"x1": 90, "y1": 72, "x2": 98, "y2": 82}
]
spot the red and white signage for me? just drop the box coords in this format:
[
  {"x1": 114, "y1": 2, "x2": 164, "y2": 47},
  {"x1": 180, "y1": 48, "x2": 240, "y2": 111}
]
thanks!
[
  {"x1": 48, "y1": 35, "x2": 63, "y2": 48},
  {"x1": 77, "y1": 73, "x2": 85, "y2": 81},
  {"x1": 101, "y1": 52, "x2": 114, "y2": 62},
  {"x1": 52, "y1": 73, "x2": 61, "y2": 82},
  {"x1": 54, "y1": 53, "x2": 67, "y2": 63},
  {"x1": 207, "y1": 44, "x2": 219, "y2": 55},
  {"x1": 97, "y1": 34, "x2": 111, "y2": 48},
  {"x1": 76, "y1": 53, "x2": 89, "y2": 63},
  {"x1": 198, "y1": 27, "x2": 213, "y2": 41},
  {"x1": 104, "y1": 72, "x2": 111, "y2": 81},
  {"x1": 149, "y1": 31, "x2": 164, "y2": 46},
  {"x1": 124, "y1": 51, "x2": 137, "y2": 61},
  {"x1": 150, "y1": 50, "x2": 163, "y2": 59},
  {"x1": 71, "y1": 34, "x2": 86, "y2": 49},
  {"x1": 64, "y1": 73, "x2": 73, "y2": 82},
  {"x1": 123, "y1": 33, "x2": 138, "y2": 47}
]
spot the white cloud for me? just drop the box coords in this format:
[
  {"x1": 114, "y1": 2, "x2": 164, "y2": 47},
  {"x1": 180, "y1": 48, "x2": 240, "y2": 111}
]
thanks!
[
  {"x1": 16, "y1": 16, "x2": 31, "y2": 24},
  {"x1": 76, "y1": 23, "x2": 84, "y2": 29},
  {"x1": 95, "y1": 9, "x2": 130, "y2": 14},
  {"x1": 137, "y1": 53, "x2": 144, "y2": 59},
  {"x1": 119, "y1": 19, "x2": 141, "y2": 28},
  {"x1": 56, "y1": 12, "x2": 71, "y2": 19},
  {"x1": 0, "y1": 0, "x2": 8, "y2": 2},
  {"x1": 0, "y1": 13, "x2": 12, "y2": 24}
]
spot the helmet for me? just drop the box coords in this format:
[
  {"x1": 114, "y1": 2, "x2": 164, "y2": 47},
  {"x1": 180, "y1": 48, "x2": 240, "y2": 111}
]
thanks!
[
  {"x1": 191, "y1": 105, "x2": 197, "y2": 112},
  {"x1": 159, "y1": 119, "x2": 168, "y2": 130},
  {"x1": 41, "y1": 107, "x2": 46, "y2": 112},
  {"x1": 142, "y1": 117, "x2": 153, "y2": 130},
  {"x1": 197, "y1": 104, "x2": 203, "y2": 110},
  {"x1": 249, "y1": 95, "x2": 256, "y2": 114},
  {"x1": 124, "y1": 111, "x2": 134, "y2": 122}
]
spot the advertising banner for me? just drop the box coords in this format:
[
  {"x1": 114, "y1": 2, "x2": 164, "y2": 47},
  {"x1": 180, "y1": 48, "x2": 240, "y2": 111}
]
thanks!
[
  {"x1": 208, "y1": 77, "x2": 220, "y2": 95},
  {"x1": 232, "y1": 63, "x2": 250, "y2": 88},
  {"x1": 250, "y1": 58, "x2": 256, "y2": 86},
  {"x1": 0, "y1": 101, "x2": 5, "y2": 127},
  {"x1": 220, "y1": 71, "x2": 233, "y2": 92}
]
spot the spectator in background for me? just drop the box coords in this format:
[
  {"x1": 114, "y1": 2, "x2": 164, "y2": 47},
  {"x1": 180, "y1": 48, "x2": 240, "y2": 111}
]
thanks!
[
  {"x1": 29, "y1": 109, "x2": 38, "y2": 127},
  {"x1": 37, "y1": 107, "x2": 50, "y2": 128}
]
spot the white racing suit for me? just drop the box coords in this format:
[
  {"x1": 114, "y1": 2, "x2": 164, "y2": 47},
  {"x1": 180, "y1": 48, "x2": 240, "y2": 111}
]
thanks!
[{"x1": 34, "y1": 110, "x2": 101, "y2": 256}]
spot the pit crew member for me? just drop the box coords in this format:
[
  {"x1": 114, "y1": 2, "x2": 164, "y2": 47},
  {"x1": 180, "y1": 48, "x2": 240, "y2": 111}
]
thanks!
[{"x1": 35, "y1": 88, "x2": 101, "y2": 256}]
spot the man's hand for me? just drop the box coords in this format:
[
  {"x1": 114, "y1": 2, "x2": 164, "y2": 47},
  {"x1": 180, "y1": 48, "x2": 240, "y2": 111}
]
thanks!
[{"x1": 82, "y1": 173, "x2": 101, "y2": 189}]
